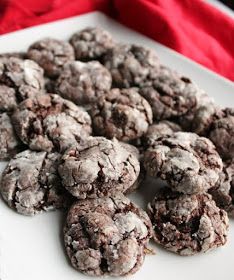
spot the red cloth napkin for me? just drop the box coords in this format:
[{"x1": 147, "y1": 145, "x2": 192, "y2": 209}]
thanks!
[{"x1": 0, "y1": 0, "x2": 233, "y2": 81}]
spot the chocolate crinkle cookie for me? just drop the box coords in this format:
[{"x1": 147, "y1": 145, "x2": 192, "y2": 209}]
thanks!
[
  {"x1": 0, "y1": 57, "x2": 45, "y2": 92},
  {"x1": 55, "y1": 60, "x2": 112, "y2": 106},
  {"x1": 58, "y1": 137, "x2": 140, "y2": 199},
  {"x1": 142, "y1": 120, "x2": 182, "y2": 149},
  {"x1": 139, "y1": 72, "x2": 205, "y2": 121},
  {"x1": 69, "y1": 27, "x2": 115, "y2": 61},
  {"x1": 27, "y1": 38, "x2": 75, "y2": 78},
  {"x1": 104, "y1": 44, "x2": 160, "y2": 88},
  {"x1": 12, "y1": 94, "x2": 92, "y2": 152},
  {"x1": 91, "y1": 88, "x2": 153, "y2": 142},
  {"x1": 0, "y1": 112, "x2": 24, "y2": 160},
  {"x1": 209, "y1": 161, "x2": 234, "y2": 216},
  {"x1": 147, "y1": 188, "x2": 229, "y2": 255},
  {"x1": 64, "y1": 193, "x2": 152, "y2": 276},
  {"x1": 144, "y1": 132, "x2": 223, "y2": 194},
  {"x1": 0, "y1": 150, "x2": 72, "y2": 216}
]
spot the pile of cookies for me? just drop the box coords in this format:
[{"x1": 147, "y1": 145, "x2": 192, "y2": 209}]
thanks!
[{"x1": 0, "y1": 27, "x2": 233, "y2": 276}]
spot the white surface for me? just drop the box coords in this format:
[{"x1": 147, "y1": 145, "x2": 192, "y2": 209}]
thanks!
[
  {"x1": 0, "y1": 11, "x2": 233, "y2": 280},
  {"x1": 206, "y1": 0, "x2": 234, "y2": 18}
]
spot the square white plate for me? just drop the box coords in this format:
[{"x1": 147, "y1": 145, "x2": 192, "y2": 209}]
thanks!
[{"x1": 0, "y1": 11, "x2": 233, "y2": 280}]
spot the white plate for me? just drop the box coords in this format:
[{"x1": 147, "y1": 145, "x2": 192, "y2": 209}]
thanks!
[{"x1": 0, "y1": 11, "x2": 233, "y2": 280}]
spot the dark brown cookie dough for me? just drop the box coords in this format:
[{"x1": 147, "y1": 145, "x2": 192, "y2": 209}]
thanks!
[
  {"x1": 0, "y1": 57, "x2": 45, "y2": 92},
  {"x1": 55, "y1": 60, "x2": 112, "y2": 106},
  {"x1": 147, "y1": 189, "x2": 229, "y2": 255},
  {"x1": 139, "y1": 72, "x2": 205, "y2": 121},
  {"x1": 12, "y1": 94, "x2": 92, "y2": 152},
  {"x1": 142, "y1": 120, "x2": 182, "y2": 149},
  {"x1": 104, "y1": 44, "x2": 159, "y2": 88},
  {"x1": 208, "y1": 108, "x2": 234, "y2": 160},
  {"x1": 69, "y1": 27, "x2": 115, "y2": 61},
  {"x1": 91, "y1": 88, "x2": 153, "y2": 142},
  {"x1": 144, "y1": 132, "x2": 223, "y2": 194},
  {"x1": 27, "y1": 38, "x2": 75, "y2": 78},
  {"x1": 58, "y1": 137, "x2": 140, "y2": 199},
  {"x1": 209, "y1": 161, "x2": 234, "y2": 216},
  {"x1": 64, "y1": 193, "x2": 152, "y2": 276},
  {"x1": 0, "y1": 150, "x2": 72, "y2": 215},
  {"x1": 0, "y1": 113, "x2": 23, "y2": 160}
]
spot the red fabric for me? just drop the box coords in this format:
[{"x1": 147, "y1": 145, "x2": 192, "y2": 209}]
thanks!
[{"x1": 0, "y1": 0, "x2": 233, "y2": 81}]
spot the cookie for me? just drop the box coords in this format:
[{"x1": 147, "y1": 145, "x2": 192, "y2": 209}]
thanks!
[
  {"x1": 147, "y1": 189, "x2": 229, "y2": 255},
  {"x1": 209, "y1": 161, "x2": 234, "y2": 216},
  {"x1": 0, "y1": 150, "x2": 72, "y2": 215},
  {"x1": 58, "y1": 137, "x2": 140, "y2": 199},
  {"x1": 208, "y1": 108, "x2": 234, "y2": 160},
  {"x1": 144, "y1": 132, "x2": 223, "y2": 194},
  {"x1": 0, "y1": 113, "x2": 23, "y2": 160},
  {"x1": 139, "y1": 72, "x2": 205, "y2": 121},
  {"x1": 142, "y1": 120, "x2": 182, "y2": 149},
  {"x1": 0, "y1": 57, "x2": 45, "y2": 92},
  {"x1": 104, "y1": 44, "x2": 159, "y2": 88},
  {"x1": 12, "y1": 94, "x2": 92, "y2": 152},
  {"x1": 69, "y1": 27, "x2": 115, "y2": 61},
  {"x1": 91, "y1": 88, "x2": 153, "y2": 142},
  {"x1": 55, "y1": 61, "x2": 112, "y2": 106},
  {"x1": 64, "y1": 193, "x2": 152, "y2": 276},
  {"x1": 27, "y1": 38, "x2": 75, "y2": 78}
]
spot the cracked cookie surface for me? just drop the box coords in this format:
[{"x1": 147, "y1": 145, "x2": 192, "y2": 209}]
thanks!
[
  {"x1": 64, "y1": 193, "x2": 152, "y2": 276},
  {"x1": 148, "y1": 189, "x2": 229, "y2": 255},
  {"x1": 0, "y1": 150, "x2": 72, "y2": 215},
  {"x1": 144, "y1": 132, "x2": 223, "y2": 194},
  {"x1": 91, "y1": 88, "x2": 153, "y2": 142},
  {"x1": 104, "y1": 44, "x2": 159, "y2": 88},
  {"x1": 12, "y1": 94, "x2": 92, "y2": 152},
  {"x1": 58, "y1": 137, "x2": 140, "y2": 199},
  {"x1": 69, "y1": 27, "x2": 115, "y2": 61},
  {"x1": 55, "y1": 60, "x2": 112, "y2": 106},
  {"x1": 28, "y1": 38, "x2": 75, "y2": 78}
]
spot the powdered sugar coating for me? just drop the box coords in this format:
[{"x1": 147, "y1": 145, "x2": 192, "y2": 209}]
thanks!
[
  {"x1": 27, "y1": 38, "x2": 75, "y2": 78},
  {"x1": 69, "y1": 27, "x2": 115, "y2": 61},
  {"x1": 144, "y1": 132, "x2": 223, "y2": 194},
  {"x1": 91, "y1": 88, "x2": 153, "y2": 142},
  {"x1": 12, "y1": 94, "x2": 92, "y2": 152},
  {"x1": 64, "y1": 193, "x2": 152, "y2": 276},
  {"x1": 0, "y1": 112, "x2": 23, "y2": 160},
  {"x1": 0, "y1": 150, "x2": 72, "y2": 215},
  {"x1": 209, "y1": 108, "x2": 234, "y2": 160},
  {"x1": 0, "y1": 85, "x2": 18, "y2": 112},
  {"x1": 55, "y1": 60, "x2": 112, "y2": 106},
  {"x1": 104, "y1": 44, "x2": 160, "y2": 88},
  {"x1": 148, "y1": 189, "x2": 229, "y2": 255},
  {"x1": 58, "y1": 137, "x2": 140, "y2": 199},
  {"x1": 0, "y1": 57, "x2": 45, "y2": 91}
]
